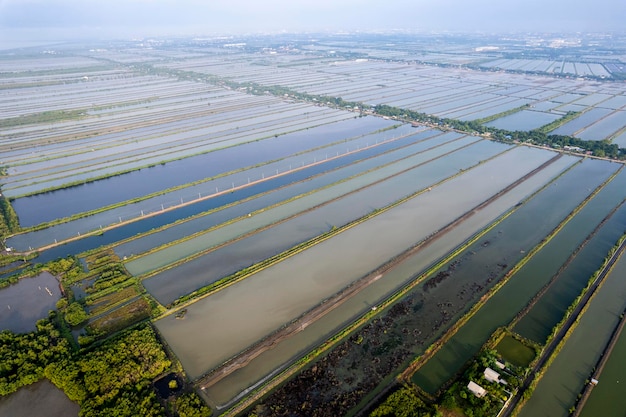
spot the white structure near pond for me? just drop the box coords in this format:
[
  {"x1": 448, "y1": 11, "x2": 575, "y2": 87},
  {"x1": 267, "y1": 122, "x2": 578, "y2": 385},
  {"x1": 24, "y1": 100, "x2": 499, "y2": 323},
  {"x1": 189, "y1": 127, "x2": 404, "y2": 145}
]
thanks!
[
  {"x1": 484, "y1": 367, "x2": 508, "y2": 385},
  {"x1": 468, "y1": 381, "x2": 487, "y2": 398}
]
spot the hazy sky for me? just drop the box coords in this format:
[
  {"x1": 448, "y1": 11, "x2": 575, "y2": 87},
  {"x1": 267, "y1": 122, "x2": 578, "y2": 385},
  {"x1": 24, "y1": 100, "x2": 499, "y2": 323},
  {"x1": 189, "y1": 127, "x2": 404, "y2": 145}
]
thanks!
[{"x1": 0, "y1": 0, "x2": 624, "y2": 40}]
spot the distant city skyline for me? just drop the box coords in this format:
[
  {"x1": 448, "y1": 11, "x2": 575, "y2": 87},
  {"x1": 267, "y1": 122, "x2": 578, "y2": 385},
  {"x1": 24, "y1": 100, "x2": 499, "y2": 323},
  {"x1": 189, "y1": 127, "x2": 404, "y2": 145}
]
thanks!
[{"x1": 0, "y1": 0, "x2": 624, "y2": 41}]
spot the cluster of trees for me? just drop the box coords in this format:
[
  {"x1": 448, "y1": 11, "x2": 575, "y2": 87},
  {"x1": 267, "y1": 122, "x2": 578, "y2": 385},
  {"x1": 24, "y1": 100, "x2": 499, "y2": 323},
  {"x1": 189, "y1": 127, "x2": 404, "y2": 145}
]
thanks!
[
  {"x1": 370, "y1": 387, "x2": 440, "y2": 417},
  {"x1": 373, "y1": 105, "x2": 623, "y2": 159},
  {"x1": 439, "y1": 350, "x2": 516, "y2": 417},
  {"x1": 0, "y1": 195, "x2": 19, "y2": 240},
  {"x1": 88, "y1": 262, "x2": 130, "y2": 293},
  {"x1": 175, "y1": 392, "x2": 213, "y2": 417},
  {"x1": 47, "y1": 256, "x2": 84, "y2": 283},
  {"x1": 45, "y1": 325, "x2": 171, "y2": 417},
  {"x1": 63, "y1": 302, "x2": 89, "y2": 326},
  {"x1": 0, "y1": 313, "x2": 212, "y2": 416},
  {"x1": 0, "y1": 315, "x2": 71, "y2": 396}
]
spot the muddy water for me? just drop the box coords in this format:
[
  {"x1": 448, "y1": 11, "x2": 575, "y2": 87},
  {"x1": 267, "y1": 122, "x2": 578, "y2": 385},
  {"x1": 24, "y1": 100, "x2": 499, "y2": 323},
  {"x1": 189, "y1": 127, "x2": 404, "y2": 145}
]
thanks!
[
  {"x1": 200, "y1": 155, "x2": 578, "y2": 408},
  {"x1": 155, "y1": 145, "x2": 556, "y2": 380}
]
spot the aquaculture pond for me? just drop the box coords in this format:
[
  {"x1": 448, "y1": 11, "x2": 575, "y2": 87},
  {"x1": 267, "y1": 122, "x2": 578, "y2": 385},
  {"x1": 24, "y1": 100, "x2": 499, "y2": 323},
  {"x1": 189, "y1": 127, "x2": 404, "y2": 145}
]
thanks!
[
  {"x1": 200, "y1": 153, "x2": 576, "y2": 408},
  {"x1": 134, "y1": 135, "x2": 489, "y2": 282},
  {"x1": 411, "y1": 158, "x2": 619, "y2": 393},
  {"x1": 513, "y1": 168, "x2": 626, "y2": 343},
  {"x1": 495, "y1": 336, "x2": 535, "y2": 368},
  {"x1": 11, "y1": 116, "x2": 396, "y2": 227},
  {"x1": 0, "y1": 379, "x2": 79, "y2": 417},
  {"x1": 485, "y1": 110, "x2": 561, "y2": 131},
  {"x1": 518, "y1": 248, "x2": 626, "y2": 417},
  {"x1": 142, "y1": 140, "x2": 522, "y2": 305},
  {"x1": 155, "y1": 145, "x2": 556, "y2": 380},
  {"x1": 8, "y1": 126, "x2": 423, "y2": 253},
  {"x1": 113, "y1": 129, "x2": 449, "y2": 258},
  {"x1": 0, "y1": 272, "x2": 62, "y2": 333},
  {"x1": 579, "y1": 317, "x2": 626, "y2": 417}
]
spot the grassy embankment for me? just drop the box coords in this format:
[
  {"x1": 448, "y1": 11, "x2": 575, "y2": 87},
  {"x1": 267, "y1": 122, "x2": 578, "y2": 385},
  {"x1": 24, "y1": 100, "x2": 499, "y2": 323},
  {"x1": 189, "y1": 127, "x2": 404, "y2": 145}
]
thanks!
[
  {"x1": 0, "y1": 195, "x2": 20, "y2": 241},
  {"x1": 0, "y1": 109, "x2": 86, "y2": 129},
  {"x1": 534, "y1": 111, "x2": 583, "y2": 135}
]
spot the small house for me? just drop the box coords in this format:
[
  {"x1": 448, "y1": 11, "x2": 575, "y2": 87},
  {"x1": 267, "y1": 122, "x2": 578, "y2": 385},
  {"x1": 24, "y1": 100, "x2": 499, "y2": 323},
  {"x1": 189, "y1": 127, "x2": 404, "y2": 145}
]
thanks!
[
  {"x1": 468, "y1": 381, "x2": 487, "y2": 398},
  {"x1": 484, "y1": 367, "x2": 507, "y2": 385}
]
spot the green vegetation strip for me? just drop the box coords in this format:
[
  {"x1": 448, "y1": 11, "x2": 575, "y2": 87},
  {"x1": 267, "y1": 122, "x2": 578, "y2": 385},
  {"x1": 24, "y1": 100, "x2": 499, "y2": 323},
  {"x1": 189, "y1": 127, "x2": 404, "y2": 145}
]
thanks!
[
  {"x1": 535, "y1": 110, "x2": 583, "y2": 134},
  {"x1": 0, "y1": 65, "x2": 114, "y2": 79},
  {"x1": 474, "y1": 104, "x2": 530, "y2": 125},
  {"x1": 0, "y1": 109, "x2": 86, "y2": 129}
]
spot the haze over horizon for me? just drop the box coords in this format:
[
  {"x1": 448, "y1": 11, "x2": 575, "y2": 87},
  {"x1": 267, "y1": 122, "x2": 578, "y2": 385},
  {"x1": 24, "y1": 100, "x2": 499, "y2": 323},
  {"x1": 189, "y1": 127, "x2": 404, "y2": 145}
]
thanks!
[{"x1": 0, "y1": 0, "x2": 624, "y2": 42}]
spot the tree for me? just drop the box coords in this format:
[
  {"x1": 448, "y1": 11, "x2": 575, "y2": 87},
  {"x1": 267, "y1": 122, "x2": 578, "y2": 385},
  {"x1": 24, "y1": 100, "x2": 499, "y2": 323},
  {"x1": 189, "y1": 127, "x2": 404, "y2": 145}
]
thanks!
[
  {"x1": 64, "y1": 302, "x2": 89, "y2": 326},
  {"x1": 176, "y1": 392, "x2": 212, "y2": 417}
]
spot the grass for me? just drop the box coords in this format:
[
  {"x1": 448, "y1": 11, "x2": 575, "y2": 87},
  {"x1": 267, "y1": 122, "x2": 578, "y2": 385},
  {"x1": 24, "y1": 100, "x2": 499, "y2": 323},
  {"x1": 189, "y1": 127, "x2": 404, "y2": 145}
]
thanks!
[
  {"x1": 87, "y1": 285, "x2": 141, "y2": 317},
  {"x1": 87, "y1": 297, "x2": 151, "y2": 335}
]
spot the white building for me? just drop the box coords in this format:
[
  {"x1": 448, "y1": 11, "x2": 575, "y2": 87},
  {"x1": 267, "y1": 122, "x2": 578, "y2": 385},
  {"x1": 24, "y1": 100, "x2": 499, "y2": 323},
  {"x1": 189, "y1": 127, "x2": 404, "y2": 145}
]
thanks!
[{"x1": 468, "y1": 381, "x2": 487, "y2": 398}]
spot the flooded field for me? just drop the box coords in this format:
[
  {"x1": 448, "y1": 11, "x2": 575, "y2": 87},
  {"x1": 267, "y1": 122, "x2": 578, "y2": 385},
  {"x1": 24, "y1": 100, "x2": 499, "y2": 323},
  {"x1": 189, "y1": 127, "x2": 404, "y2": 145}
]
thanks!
[
  {"x1": 485, "y1": 110, "x2": 560, "y2": 131},
  {"x1": 11, "y1": 116, "x2": 394, "y2": 227},
  {"x1": 7, "y1": 127, "x2": 421, "y2": 252},
  {"x1": 0, "y1": 272, "x2": 61, "y2": 333},
  {"x1": 128, "y1": 133, "x2": 481, "y2": 277},
  {"x1": 142, "y1": 139, "x2": 513, "y2": 304}
]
